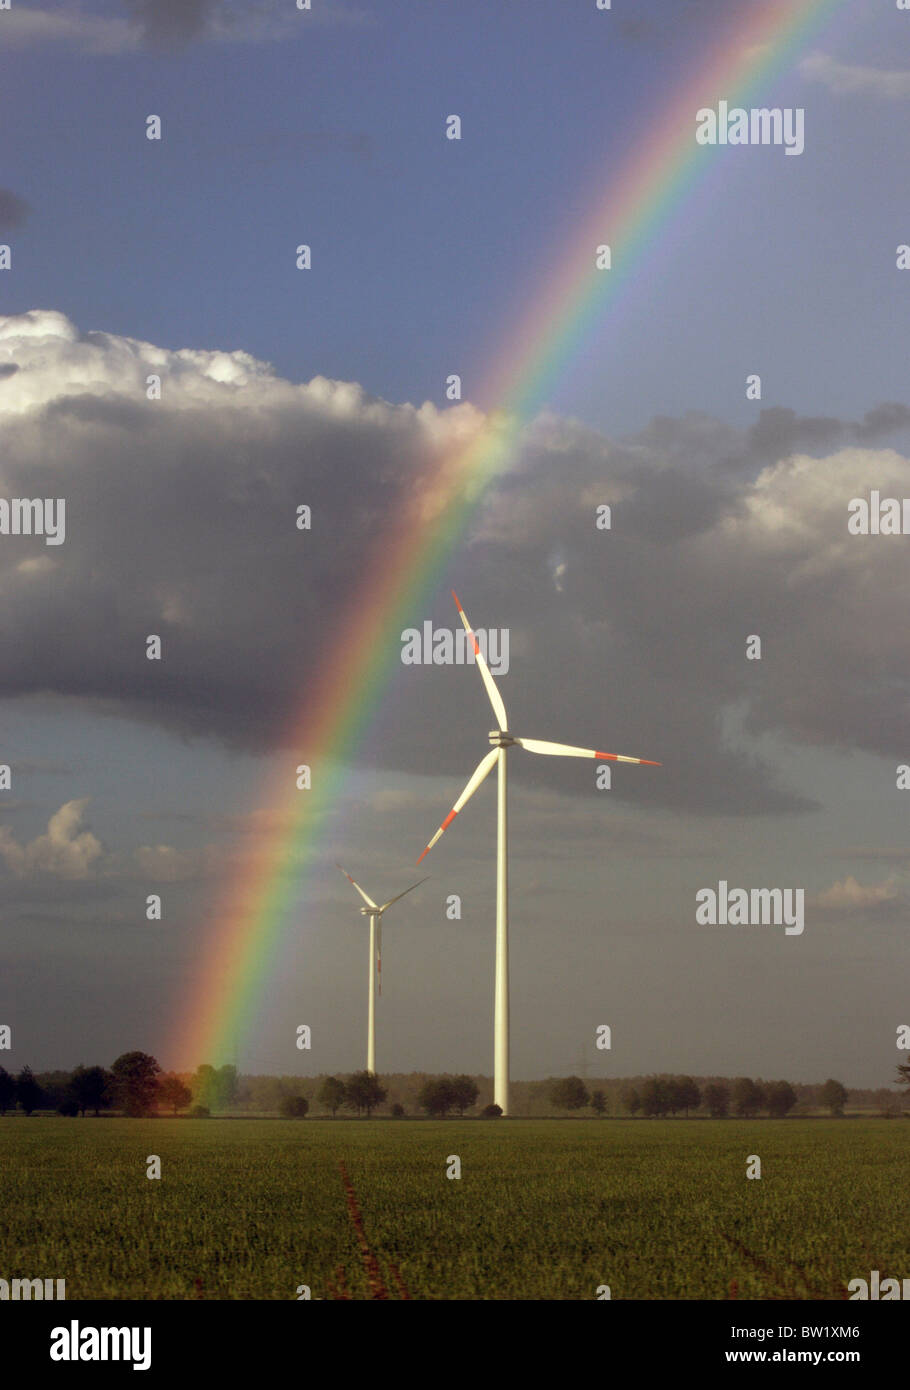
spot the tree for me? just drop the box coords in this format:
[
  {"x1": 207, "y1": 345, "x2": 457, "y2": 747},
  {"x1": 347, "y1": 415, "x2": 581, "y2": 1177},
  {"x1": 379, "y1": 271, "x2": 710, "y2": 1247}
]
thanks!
[
  {"x1": 675, "y1": 1077, "x2": 701, "y2": 1116},
  {"x1": 621, "y1": 1086, "x2": 641, "y2": 1116},
  {"x1": 450, "y1": 1075, "x2": 479, "y2": 1116},
  {"x1": 820, "y1": 1079, "x2": 848, "y2": 1116},
  {"x1": 16, "y1": 1066, "x2": 43, "y2": 1116},
  {"x1": 549, "y1": 1076, "x2": 589, "y2": 1111},
  {"x1": 664, "y1": 1079, "x2": 683, "y2": 1115},
  {"x1": 391, "y1": 1103, "x2": 405, "y2": 1117},
  {"x1": 0, "y1": 1067, "x2": 15, "y2": 1115},
  {"x1": 192, "y1": 1064, "x2": 217, "y2": 1110},
  {"x1": 765, "y1": 1080, "x2": 798, "y2": 1118},
  {"x1": 480, "y1": 1103, "x2": 502, "y2": 1118},
  {"x1": 318, "y1": 1076, "x2": 347, "y2": 1117},
  {"x1": 731, "y1": 1077, "x2": 764, "y2": 1118},
  {"x1": 279, "y1": 1095, "x2": 309, "y2": 1118},
  {"x1": 874, "y1": 1086, "x2": 899, "y2": 1117},
  {"x1": 418, "y1": 1078, "x2": 458, "y2": 1117},
  {"x1": 191, "y1": 1063, "x2": 238, "y2": 1113},
  {"x1": 69, "y1": 1065, "x2": 112, "y2": 1117},
  {"x1": 344, "y1": 1071, "x2": 386, "y2": 1117},
  {"x1": 640, "y1": 1078, "x2": 671, "y2": 1117},
  {"x1": 218, "y1": 1064, "x2": 239, "y2": 1110},
  {"x1": 703, "y1": 1082, "x2": 730, "y2": 1118},
  {"x1": 590, "y1": 1089, "x2": 607, "y2": 1115},
  {"x1": 34, "y1": 1071, "x2": 72, "y2": 1111},
  {"x1": 158, "y1": 1074, "x2": 193, "y2": 1116},
  {"x1": 110, "y1": 1052, "x2": 161, "y2": 1117},
  {"x1": 57, "y1": 1098, "x2": 80, "y2": 1117}
]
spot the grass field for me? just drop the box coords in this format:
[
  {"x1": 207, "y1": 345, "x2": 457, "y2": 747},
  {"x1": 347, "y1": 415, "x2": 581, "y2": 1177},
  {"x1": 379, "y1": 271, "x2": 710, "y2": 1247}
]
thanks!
[{"x1": 2, "y1": 1118, "x2": 907, "y2": 1300}]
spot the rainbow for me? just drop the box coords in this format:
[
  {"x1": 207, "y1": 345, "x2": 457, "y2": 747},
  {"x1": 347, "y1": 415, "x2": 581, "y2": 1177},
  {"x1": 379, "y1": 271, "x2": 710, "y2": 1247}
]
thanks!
[{"x1": 171, "y1": 0, "x2": 851, "y2": 1070}]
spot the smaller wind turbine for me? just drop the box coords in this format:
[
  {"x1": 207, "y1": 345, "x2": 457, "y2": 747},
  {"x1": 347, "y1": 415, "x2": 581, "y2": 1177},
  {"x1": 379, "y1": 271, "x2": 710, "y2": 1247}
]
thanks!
[{"x1": 336, "y1": 865, "x2": 427, "y2": 1075}]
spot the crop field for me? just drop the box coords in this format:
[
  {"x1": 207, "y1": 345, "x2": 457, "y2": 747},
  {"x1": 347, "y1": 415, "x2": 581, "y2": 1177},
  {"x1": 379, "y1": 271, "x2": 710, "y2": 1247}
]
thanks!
[{"x1": 2, "y1": 1118, "x2": 907, "y2": 1300}]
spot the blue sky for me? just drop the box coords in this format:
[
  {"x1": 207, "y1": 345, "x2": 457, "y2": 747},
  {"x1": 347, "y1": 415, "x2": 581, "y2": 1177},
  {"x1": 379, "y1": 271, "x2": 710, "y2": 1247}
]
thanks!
[{"x1": 2, "y1": 0, "x2": 906, "y2": 430}]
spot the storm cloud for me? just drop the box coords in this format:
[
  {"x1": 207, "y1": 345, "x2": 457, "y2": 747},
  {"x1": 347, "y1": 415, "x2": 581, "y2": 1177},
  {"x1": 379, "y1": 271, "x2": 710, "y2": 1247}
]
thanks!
[
  {"x1": 1, "y1": 310, "x2": 908, "y2": 818},
  {"x1": 125, "y1": 0, "x2": 219, "y2": 49}
]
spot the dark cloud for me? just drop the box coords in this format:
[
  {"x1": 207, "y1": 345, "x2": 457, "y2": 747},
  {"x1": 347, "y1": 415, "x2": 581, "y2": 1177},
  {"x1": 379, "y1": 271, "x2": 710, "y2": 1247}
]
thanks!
[
  {"x1": 9, "y1": 759, "x2": 73, "y2": 775},
  {"x1": 121, "y1": 0, "x2": 370, "y2": 50},
  {"x1": 1, "y1": 311, "x2": 908, "y2": 820},
  {"x1": 125, "y1": 0, "x2": 219, "y2": 49},
  {"x1": 855, "y1": 402, "x2": 910, "y2": 441},
  {"x1": 0, "y1": 189, "x2": 30, "y2": 232},
  {"x1": 747, "y1": 408, "x2": 844, "y2": 461},
  {"x1": 746, "y1": 403, "x2": 910, "y2": 463}
]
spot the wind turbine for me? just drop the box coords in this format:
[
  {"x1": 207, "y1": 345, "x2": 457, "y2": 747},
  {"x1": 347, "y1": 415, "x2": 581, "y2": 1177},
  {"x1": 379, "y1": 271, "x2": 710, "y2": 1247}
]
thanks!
[
  {"x1": 336, "y1": 864, "x2": 427, "y2": 1075},
  {"x1": 417, "y1": 591, "x2": 660, "y2": 1116}
]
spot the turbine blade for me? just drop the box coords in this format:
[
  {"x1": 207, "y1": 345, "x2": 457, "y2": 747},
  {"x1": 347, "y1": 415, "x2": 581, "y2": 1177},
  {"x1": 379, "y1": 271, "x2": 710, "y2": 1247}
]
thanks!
[
  {"x1": 452, "y1": 590, "x2": 508, "y2": 731},
  {"x1": 336, "y1": 863, "x2": 378, "y2": 909},
  {"x1": 378, "y1": 877, "x2": 429, "y2": 914},
  {"x1": 417, "y1": 748, "x2": 498, "y2": 863},
  {"x1": 515, "y1": 737, "x2": 661, "y2": 766}
]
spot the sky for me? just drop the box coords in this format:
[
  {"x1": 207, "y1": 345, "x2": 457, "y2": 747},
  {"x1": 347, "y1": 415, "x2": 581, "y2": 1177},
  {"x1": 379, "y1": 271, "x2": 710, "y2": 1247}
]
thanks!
[{"x1": 1, "y1": 0, "x2": 909, "y2": 1088}]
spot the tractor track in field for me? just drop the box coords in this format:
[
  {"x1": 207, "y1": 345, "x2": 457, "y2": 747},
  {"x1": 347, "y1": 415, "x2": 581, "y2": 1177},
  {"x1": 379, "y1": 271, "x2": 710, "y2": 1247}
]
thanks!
[
  {"x1": 329, "y1": 1160, "x2": 411, "y2": 1301},
  {"x1": 721, "y1": 1233, "x2": 849, "y2": 1300}
]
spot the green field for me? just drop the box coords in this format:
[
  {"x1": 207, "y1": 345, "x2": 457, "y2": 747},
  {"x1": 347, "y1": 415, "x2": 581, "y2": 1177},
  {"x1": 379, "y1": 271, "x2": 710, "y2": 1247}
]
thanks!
[{"x1": 2, "y1": 1118, "x2": 907, "y2": 1300}]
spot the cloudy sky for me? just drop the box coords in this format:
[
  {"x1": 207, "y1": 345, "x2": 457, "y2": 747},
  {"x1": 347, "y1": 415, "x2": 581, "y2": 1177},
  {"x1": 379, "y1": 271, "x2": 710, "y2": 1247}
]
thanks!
[{"x1": 1, "y1": 0, "x2": 908, "y2": 1088}]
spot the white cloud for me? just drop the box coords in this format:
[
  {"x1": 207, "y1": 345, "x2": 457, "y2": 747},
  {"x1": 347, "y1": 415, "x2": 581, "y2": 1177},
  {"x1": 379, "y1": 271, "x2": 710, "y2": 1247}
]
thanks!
[
  {"x1": 0, "y1": 797, "x2": 232, "y2": 882},
  {"x1": 133, "y1": 843, "x2": 225, "y2": 882},
  {"x1": 801, "y1": 51, "x2": 910, "y2": 100},
  {"x1": 816, "y1": 875, "x2": 901, "y2": 911},
  {"x1": 0, "y1": 9, "x2": 137, "y2": 55},
  {"x1": 0, "y1": 799, "x2": 103, "y2": 878}
]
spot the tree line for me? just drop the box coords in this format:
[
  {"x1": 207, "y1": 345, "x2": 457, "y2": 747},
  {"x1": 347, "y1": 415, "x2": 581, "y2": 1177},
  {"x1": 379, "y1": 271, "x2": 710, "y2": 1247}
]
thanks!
[
  {"x1": 2, "y1": 1056, "x2": 178, "y2": 1118},
  {"x1": 549, "y1": 1074, "x2": 853, "y2": 1117},
  {"x1": 0, "y1": 1057, "x2": 491, "y2": 1119},
  {"x1": 2, "y1": 1057, "x2": 904, "y2": 1118},
  {"x1": 0, "y1": 1056, "x2": 244, "y2": 1118}
]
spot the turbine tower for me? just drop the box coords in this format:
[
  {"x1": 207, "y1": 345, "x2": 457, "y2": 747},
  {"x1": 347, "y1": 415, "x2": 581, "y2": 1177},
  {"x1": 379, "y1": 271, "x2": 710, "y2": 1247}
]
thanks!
[
  {"x1": 417, "y1": 591, "x2": 659, "y2": 1116},
  {"x1": 337, "y1": 865, "x2": 427, "y2": 1075}
]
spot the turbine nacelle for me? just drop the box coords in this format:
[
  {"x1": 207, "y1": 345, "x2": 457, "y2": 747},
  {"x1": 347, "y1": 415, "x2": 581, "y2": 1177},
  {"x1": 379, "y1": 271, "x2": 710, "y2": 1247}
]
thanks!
[
  {"x1": 337, "y1": 863, "x2": 428, "y2": 919},
  {"x1": 418, "y1": 593, "x2": 660, "y2": 868}
]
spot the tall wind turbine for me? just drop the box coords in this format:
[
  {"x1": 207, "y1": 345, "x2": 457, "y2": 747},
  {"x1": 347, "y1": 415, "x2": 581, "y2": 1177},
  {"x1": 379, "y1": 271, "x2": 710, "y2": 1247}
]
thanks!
[
  {"x1": 417, "y1": 591, "x2": 660, "y2": 1116},
  {"x1": 336, "y1": 865, "x2": 427, "y2": 1075}
]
